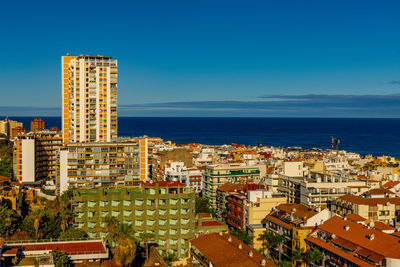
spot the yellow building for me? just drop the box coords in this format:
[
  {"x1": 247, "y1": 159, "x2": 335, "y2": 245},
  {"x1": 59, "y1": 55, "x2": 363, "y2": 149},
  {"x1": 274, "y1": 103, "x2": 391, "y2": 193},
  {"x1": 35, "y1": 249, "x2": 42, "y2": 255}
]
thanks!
[
  {"x1": 62, "y1": 55, "x2": 118, "y2": 143},
  {"x1": 0, "y1": 119, "x2": 23, "y2": 139},
  {"x1": 246, "y1": 191, "x2": 286, "y2": 226}
]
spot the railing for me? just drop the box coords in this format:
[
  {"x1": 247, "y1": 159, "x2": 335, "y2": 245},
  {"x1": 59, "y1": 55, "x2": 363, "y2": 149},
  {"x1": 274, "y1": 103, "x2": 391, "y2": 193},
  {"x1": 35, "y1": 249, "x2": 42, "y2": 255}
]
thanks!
[{"x1": 5, "y1": 237, "x2": 103, "y2": 245}]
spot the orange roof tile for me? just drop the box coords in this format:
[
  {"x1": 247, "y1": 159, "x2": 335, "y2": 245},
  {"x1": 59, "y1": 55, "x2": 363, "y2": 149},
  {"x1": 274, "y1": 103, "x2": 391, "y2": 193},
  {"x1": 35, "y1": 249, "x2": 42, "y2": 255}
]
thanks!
[
  {"x1": 345, "y1": 214, "x2": 367, "y2": 222},
  {"x1": 190, "y1": 233, "x2": 276, "y2": 267},
  {"x1": 336, "y1": 194, "x2": 400, "y2": 206},
  {"x1": 310, "y1": 216, "x2": 400, "y2": 259}
]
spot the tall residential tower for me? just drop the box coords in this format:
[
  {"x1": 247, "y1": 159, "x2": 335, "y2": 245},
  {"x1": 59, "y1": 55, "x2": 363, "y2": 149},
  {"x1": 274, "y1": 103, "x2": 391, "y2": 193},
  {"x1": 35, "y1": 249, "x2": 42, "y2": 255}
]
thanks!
[{"x1": 62, "y1": 55, "x2": 118, "y2": 143}]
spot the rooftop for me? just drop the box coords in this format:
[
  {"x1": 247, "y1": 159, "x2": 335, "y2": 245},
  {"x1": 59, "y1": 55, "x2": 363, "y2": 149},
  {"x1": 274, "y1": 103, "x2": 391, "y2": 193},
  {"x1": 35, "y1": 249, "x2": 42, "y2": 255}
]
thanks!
[{"x1": 190, "y1": 233, "x2": 276, "y2": 267}]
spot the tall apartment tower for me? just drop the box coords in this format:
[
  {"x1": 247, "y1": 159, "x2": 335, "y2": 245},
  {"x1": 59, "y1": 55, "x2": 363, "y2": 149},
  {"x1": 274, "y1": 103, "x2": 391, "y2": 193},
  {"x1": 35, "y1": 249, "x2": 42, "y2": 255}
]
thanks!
[{"x1": 62, "y1": 55, "x2": 118, "y2": 143}]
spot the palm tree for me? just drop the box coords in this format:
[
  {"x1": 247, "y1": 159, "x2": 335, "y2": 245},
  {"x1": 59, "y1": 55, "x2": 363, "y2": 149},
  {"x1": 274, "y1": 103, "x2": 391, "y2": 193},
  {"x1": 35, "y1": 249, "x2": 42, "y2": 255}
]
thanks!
[
  {"x1": 104, "y1": 216, "x2": 119, "y2": 247},
  {"x1": 60, "y1": 206, "x2": 73, "y2": 233},
  {"x1": 257, "y1": 231, "x2": 269, "y2": 255},
  {"x1": 291, "y1": 249, "x2": 304, "y2": 267},
  {"x1": 306, "y1": 248, "x2": 324, "y2": 267},
  {"x1": 114, "y1": 223, "x2": 137, "y2": 267},
  {"x1": 139, "y1": 232, "x2": 155, "y2": 261},
  {"x1": 264, "y1": 231, "x2": 284, "y2": 261}
]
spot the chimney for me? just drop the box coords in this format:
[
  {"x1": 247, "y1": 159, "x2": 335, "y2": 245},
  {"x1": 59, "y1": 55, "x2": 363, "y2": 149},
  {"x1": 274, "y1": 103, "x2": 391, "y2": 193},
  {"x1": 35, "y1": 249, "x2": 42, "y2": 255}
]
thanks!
[
  {"x1": 260, "y1": 259, "x2": 266, "y2": 266},
  {"x1": 219, "y1": 232, "x2": 223, "y2": 236},
  {"x1": 249, "y1": 251, "x2": 253, "y2": 257},
  {"x1": 344, "y1": 225, "x2": 350, "y2": 231},
  {"x1": 368, "y1": 234, "x2": 375, "y2": 240},
  {"x1": 238, "y1": 243, "x2": 242, "y2": 249},
  {"x1": 228, "y1": 236, "x2": 232, "y2": 242}
]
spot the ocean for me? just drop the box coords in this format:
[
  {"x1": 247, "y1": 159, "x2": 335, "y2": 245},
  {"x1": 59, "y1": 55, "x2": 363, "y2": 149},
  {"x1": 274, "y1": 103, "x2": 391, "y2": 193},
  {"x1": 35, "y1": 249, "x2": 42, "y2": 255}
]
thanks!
[{"x1": 3, "y1": 117, "x2": 400, "y2": 158}]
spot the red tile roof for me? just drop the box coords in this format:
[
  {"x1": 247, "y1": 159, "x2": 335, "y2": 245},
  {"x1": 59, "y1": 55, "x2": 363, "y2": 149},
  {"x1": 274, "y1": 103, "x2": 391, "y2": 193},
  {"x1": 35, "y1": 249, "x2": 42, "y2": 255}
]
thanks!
[
  {"x1": 363, "y1": 188, "x2": 395, "y2": 195},
  {"x1": 309, "y1": 216, "x2": 400, "y2": 259},
  {"x1": 383, "y1": 181, "x2": 400, "y2": 189},
  {"x1": 201, "y1": 221, "x2": 222, "y2": 226},
  {"x1": 190, "y1": 233, "x2": 276, "y2": 267},
  {"x1": 345, "y1": 214, "x2": 367, "y2": 222}
]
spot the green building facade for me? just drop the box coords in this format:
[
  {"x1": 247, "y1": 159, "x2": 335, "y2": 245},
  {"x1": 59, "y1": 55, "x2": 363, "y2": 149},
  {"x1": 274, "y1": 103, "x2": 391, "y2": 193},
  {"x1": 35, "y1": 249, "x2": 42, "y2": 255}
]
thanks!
[{"x1": 71, "y1": 181, "x2": 195, "y2": 258}]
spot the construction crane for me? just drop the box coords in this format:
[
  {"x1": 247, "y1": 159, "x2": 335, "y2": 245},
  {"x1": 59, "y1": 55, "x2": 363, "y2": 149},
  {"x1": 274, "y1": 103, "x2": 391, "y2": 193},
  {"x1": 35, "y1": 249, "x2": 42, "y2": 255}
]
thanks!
[{"x1": 330, "y1": 136, "x2": 340, "y2": 152}]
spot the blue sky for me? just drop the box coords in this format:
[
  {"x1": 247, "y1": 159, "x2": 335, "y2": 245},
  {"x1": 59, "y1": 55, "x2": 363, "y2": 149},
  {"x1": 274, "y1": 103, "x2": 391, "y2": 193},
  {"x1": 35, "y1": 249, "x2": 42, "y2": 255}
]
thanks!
[{"x1": 1, "y1": 0, "x2": 400, "y2": 117}]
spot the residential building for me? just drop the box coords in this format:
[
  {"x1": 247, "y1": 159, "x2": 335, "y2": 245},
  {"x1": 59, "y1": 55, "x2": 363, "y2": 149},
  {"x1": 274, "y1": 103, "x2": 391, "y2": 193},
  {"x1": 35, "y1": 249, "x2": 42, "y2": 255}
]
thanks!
[
  {"x1": 71, "y1": 181, "x2": 195, "y2": 258},
  {"x1": 164, "y1": 161, "x2": 203, "y2": 194},
  {"x1": 30, "y1": 118, "x2": 45, "y2": 132},
  {"x1": 306, "y1": 216, "x2": 400, "y2": 267},
  {"x1": 62, "y1": 55, "x2": 118, "y2": 143},
  {"x1": 331, "y1": 193, "x2": 400, "y2": 226},
  {"x1": 262, "y1": 203, "x2": 333, "y2": 262},
  {"x1": 57, "y1": 139, "x2": 148, "y2": 194},
  {"x1": 0, "y1": 119, "x2": 22, "y2": 139},
  {"x1": 13, "y1": 129, "x2": 63, "y2": 183},
  {"x1": 204, "y1": 164, "x2": 266, "y2": 207},
  {"x1": 10, "y1": 126, "x2": 26, "y2": 140},
  {"x1": 151, "y1": 148, "x2": 193, "y2": 181},
  {"x1": 189, "y1": 233, "x2": 276, "y2": 267},
  {"x1": 278, "y1": 171, "x2": 367, "y2": 207},
  {"x1": 216, "y1": 182, "x2": 265, "y2": 220}
]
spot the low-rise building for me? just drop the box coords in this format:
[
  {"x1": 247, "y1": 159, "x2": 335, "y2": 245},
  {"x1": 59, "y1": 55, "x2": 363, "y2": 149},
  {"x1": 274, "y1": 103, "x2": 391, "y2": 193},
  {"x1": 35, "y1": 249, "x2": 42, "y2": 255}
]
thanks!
[
  {"x1": 331, "y1": 194, "x2": 400, "y2": 226},
  {"x1": 204, "y1": 164, "x2": 266, "y2": 207},
  {"x1": 72, "y1": 181, "x2": 195, "y2": 258},
  {"x1": 189, "y1": 233, "x2": 276, "y2": 267},
  {"x1": 151, "y1": 148, "x2": 193, "y2": 181},
  {"x1": 195, "y1": 213, "x2": 228, "y2": 235},
  {"x1": 164, "y1": 161, "x2": 203, "y2": 194},
  {"x1": 306, "y1": 216, "x2": 400, "y2": 267},
  {"x1": 262, "y1": 203, "x2": 333, "y2": 262}
]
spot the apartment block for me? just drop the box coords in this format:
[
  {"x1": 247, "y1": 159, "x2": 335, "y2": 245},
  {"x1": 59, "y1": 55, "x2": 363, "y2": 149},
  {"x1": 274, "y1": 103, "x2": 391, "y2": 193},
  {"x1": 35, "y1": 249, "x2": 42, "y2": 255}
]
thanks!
[
  {"x1": 263, "y1": 203, "x2": 333, "y2": 262},
  {"x1": 151, "y1": 148, "x2": 193, "y2": 181},
  {"x1": 30, "y1": 118, "x2": 45, "y2": 132},
  {"x1": 164, "y1": 161, "x2": 203, "y2": 194},
  {"x1": 0, "y1": 119, "x2": 23, "y2": 139},
  {"x1": 331, "y1": 193, "x2": 400, "y2": 226},
  {"x1": 13, "y1": 129, "x2": 63, "y2": 183},
  {"x1": 71, "y1": 181, "x2": 195, "y2": 258},
  {"x1": 204, "y1": 164, "x2": 266, "y2": 207},
  {"x1": 57, "y1": 139, "x2": 148, "y2": 193},
  {"x1": 62, "y1": 55, "x2": 117, "y2": 143},
  {"x1": 278, "y1": 171, "x2": 367, "y2": 207}
]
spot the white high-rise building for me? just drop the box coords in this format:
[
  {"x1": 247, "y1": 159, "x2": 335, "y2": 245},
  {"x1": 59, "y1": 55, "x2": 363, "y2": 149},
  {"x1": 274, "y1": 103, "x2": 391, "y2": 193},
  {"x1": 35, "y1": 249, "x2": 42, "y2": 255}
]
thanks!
[{"x1": 62, "y1": 55, "x2": 118, "y2": 143}]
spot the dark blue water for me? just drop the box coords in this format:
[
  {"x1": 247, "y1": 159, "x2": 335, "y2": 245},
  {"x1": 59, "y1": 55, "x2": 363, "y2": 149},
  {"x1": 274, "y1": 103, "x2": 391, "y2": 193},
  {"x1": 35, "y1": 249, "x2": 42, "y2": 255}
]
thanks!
[{"x1": 4, "y1": 117, "x2": 400, "y2": 157}]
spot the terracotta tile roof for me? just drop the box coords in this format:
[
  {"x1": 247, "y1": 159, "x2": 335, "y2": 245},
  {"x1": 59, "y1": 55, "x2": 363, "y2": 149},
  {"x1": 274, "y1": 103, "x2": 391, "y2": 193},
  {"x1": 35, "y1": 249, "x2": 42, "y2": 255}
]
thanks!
[
  {"x1": 336, "y1": 194, "x2": 400, "y2": 206},
  {"x1": 383, "y1": 181, "x2": 400, "y2": 189},
  {"x1": 197, "y1": 213, "x2": 212, "y2": 219},
  {"x1": 217, "y1": 183, "x2": 246, "y2": 193},
  {"x1": 190, "y1": 233, "x2": 276, "y2": 267},
  {"x1": 308, "y1": 216, "x2": 400, "y2": 259},
  {"x1": 275, "y1": 203, "x2": 322, "y2": 220},
  {"x1": 373, "y1": 221, "x2": 395, "y2": 231},
  {"x1": 363, "y1": 188, "x2": 395, "y2": 195},
  {"x1": 0, "y1": 175, "x2": 10, "y2": 182},
  {"x1": 201, "y1": 221, "x2": 222, "y2": 226},
  {"x1": 345, "y1": 214, "x2": 367, "y2": 222}
]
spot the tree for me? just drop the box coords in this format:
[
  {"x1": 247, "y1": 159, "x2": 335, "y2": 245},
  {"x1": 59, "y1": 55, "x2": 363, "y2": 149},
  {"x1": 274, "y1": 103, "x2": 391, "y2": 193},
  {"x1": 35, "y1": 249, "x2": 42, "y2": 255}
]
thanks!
[
  {"x1": 278, "y1": 261, "x2": 291, "y2": 267},
  {"x1": 104, "y1": 216, "x2": 119, "y2": 247},
  {"x1": 229, "y1": 229, "x2": 253, "y2": 245},
  {"x1": 60, "y1": 206, "x2": 73, "y2": 232},
  {"x1": 262, "y1": 230, "x2": 285, "y2": 261},
  {"x1": 257, "y1": 231, "x2": 269, "y2": 255},
  {"x1": 195, "y1": 197, "x2": 211, "y2": 214},
  {"x1": 306, "y1": 248, "x2": 324, "y2": 266},
  {"x1": 114, "y1": 223, "x2": 137, "y2": 267},
  {"x1": 59, "y1": 228, "x2": 88, "y2": 239},
  {"x1": 52, "y1": 250, "x2": 73, "y2": 267},
  {"x1": 139, "y1": 232, "x2": 155, "y2": 261},
  {"x1": 292, "y1": 249, "x2": 305, "y2": 266},
  {"x1": 163, "y1": 253, "x2": 178, "y2": 266},
  {"x1": 0, "y1": 204, "x2": 18, "y2": 237},
  {"x1": 0, "y1": 143, "x2": 13, "y2": 178}
]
